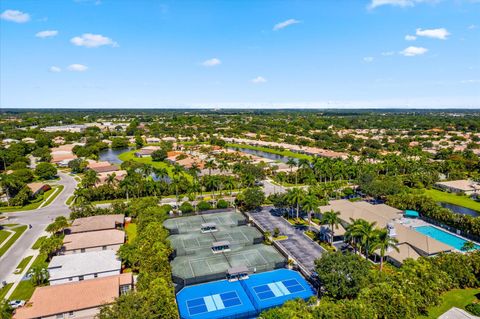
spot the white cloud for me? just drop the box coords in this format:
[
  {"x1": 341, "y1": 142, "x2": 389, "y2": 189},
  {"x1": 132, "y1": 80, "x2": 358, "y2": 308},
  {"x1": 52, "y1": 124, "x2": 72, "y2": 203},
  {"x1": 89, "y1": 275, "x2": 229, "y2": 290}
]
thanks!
[
  {"x1": 405, "y1": 35, "x2": 417, "y2": 41},
  {"x1": 363, "y1": 57, "x2": 374, "y2": 63},
  {"x1": 36, "y1": 30, "x2": 58, "y2": 38},
  {"x1": 70, "y1": 33, "x2": 118, "y2": 48},
  {"x1": 381, "y1": 51, "x2": 395, "y2": 56},
  {"x1": 202, "y1": 58, "x2": 221, "y2": 67},
  {"x1": 368, "y1": 0, "x2": 439, "y2": 9},
  {"x1": 67, "y1": 64, "x2": 88, "y2": 72},
  {"x1": 1, "y1": 9, "x2": 30, "y2": 23},
  {"x1": 468, "y1": 24, "x2": 477, "y2": 30},
  {"x1": 461, "y1": 79, "x2": 480, "y2": 84},
  {"x1": 251, "y1": 76, "x2": 267, "y2": 84},
  {"x1": 273, "y1": 19, "x2": 301, "y2": 31},
  {"x1": 416, "y1": 28, "x2": 450, "y2": 40},
  {"x1": 49, "y1": 66, "x2": 61, "y2": 73},
  {"x1": 400, "y1": 46, "x2": 428, "y2": 56}
]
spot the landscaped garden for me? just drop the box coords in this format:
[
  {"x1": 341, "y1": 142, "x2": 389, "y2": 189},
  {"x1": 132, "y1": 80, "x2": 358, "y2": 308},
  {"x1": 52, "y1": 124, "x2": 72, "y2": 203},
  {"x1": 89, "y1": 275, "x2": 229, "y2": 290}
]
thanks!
[
  {"x1": 0, "y1": 225, "x2": 28, "y2": 258},
  {"x1": 418, "y1": 288, "x2": 480, "y2": 319},
  {"x1": 423, "y1": 189, "x2": 480, "y2": 212},
  {"x1": 0, "y1": 185, "x2": 64, "y2": 213}
]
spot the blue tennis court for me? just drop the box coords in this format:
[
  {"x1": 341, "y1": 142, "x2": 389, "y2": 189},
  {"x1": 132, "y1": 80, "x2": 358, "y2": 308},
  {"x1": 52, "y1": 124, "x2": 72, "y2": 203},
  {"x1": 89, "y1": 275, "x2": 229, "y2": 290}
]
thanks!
[{"x1": 177, "y1": 269, "x2": 315, "y2": 319}]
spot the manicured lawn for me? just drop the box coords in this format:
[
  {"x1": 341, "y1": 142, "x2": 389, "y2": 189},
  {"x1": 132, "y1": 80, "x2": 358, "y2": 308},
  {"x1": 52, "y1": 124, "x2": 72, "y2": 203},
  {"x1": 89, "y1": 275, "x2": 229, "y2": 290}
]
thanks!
[
  {"x1": 65, "y1": 195, "x2": 75, "y2": 206},
  {"x1": 0, "y1": 185, "x2": 63, "y2": 213},
  {"x1": 9, "y1": 254, "x2": 48, "y2": 301},
  {"x1": 31, "y1": 236, "x2": 47, "y2": 250},
  {"x1": 418, "y1": 288, "x2": 480, "y2": 319},
  {"x1": 14, "y1": 255, "x2": 33, "y2": 274},
  {"x1": 0, "y1": 283, "x2": 13, "y2": 300},
  {"x1": 125, "y1": 223, "x2": 137, "y2": 243},
  {"x1": 0, "y1": 225, "x2": 28, "y2": 258},
  {"x1": 40, "y1": 185, "x2": 64, "y2": 208},
  {"x1": 0, "y1": 229, "x2": 11, "y2": 246},
  {"x1": 118, "y1": 150, "x2": 192, "y2": 181},
  {"x1": 424, "y1": 189, "x2": 480, "y2": 212},
  {"x1": 226, "y1": 143, "x2": 313, "y2": 161}
]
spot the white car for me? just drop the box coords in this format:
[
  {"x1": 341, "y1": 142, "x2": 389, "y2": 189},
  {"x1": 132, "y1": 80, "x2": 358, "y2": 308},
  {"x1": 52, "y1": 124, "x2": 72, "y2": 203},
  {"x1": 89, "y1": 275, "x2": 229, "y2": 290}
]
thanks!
[{"x1": 9, "y1": 300, "x2": 25, "y2": 309}]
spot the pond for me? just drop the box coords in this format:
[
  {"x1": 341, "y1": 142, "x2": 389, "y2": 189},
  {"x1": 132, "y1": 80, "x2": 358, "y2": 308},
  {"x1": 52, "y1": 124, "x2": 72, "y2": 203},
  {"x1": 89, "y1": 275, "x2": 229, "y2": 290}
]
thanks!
[
  {"x1": 98, "y1": 147, "x2": 131, "y2": 164},
  {"x1": 438, "y1": 202, "x2": 479, "y2": 217},
  {"x1": 227, "y1": 146, "x2": 297, "y2": 164}
]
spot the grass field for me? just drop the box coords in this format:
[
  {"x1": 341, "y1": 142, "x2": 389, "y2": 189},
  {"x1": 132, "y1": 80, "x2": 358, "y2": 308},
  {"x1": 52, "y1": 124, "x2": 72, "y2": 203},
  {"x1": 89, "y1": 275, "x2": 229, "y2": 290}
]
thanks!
[
  {"x1": 418, "y1": 288, "x2": 480, "y2": 319},
  {"x1": 65, "y1": 195, "x2": 75, "y2": 206},
  {"x1": 31, "y1": 236, "x2": 47, "y2": 250},
  {"x1": 0, "y1": 229, "x2": 11, "y2": 246},
  {"x1": 226, "y1": 143, "x2": 313, "y2": 161},
  {"x1": 118, "y1": 150, "x2": 192, "y2": 181},
  {"x1": 424, "y1": 189, "x2": 480, "y2": 212},
  {"x1": 0, "y1": 225, "x2": 28, "y2": 258},
  {"x1": 0, "y1": 185, "x2": 63, "y2": 213},
  {"x1": 0, "y1": 283, "x2": 13, "y2": 300},
  {"x1": 125, "y1": 223, "x2": 137, "y2": 244},
  {"x1": 14, "y1": 255, "x2": 33, "y2": 274},
  {"x1": 9, "y1": 254, "x2": 48, "y2": 301}
]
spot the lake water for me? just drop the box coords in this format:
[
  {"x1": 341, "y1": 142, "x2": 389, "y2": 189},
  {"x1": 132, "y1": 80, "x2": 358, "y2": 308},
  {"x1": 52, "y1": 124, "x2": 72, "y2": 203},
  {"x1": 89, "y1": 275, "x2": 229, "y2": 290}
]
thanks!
[
  {"x1": 439, "y1": 202, "x2": 479, "y2": 217},
  {"x1": 227, "y1": 146, "x2": 296, "y2": 164},
  {"x1": 98, "y1": 147, "x2": 131, "y2": 164}
]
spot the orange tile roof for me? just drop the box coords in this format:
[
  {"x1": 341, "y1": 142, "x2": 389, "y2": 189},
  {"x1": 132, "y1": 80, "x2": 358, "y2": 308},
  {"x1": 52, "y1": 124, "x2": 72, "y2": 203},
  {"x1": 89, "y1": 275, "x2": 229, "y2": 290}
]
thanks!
[{"x1": 13, "y1": 273, "x2": 132, "y2": 319}]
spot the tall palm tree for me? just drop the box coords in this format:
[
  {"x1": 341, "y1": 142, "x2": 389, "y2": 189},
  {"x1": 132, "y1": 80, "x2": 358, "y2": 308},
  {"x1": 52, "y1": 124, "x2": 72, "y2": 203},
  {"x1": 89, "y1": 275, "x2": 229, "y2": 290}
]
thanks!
[
  {"x1": 286, "y1": 158, "x2": 297, "y2": 184},
  {"x1": 218, "y1": 160, "x2": 230, "y2": 174},
  {"x1": 301, "y1": 194, "x2": 320, "y2": 226},
  {"x1": 321, "y1": 209, "x2": 341, "y2": 245},
  {"x1": 286, "y1": 187, "x2": 305, "y2": 220},
  {"x1": 205, "y1": 159, "x2": 217, "y2": 176},
  {"x1": 349, "y1": 219, "x2": 377, "y2": 260},
  {"x1": 371, "y1": 228, "x2": 399, "y2": 271},
  {"x1": 106, "y1": 172, "x2": 117, "y2": 187},
  {"x1": 224, "y1": 178, "x2": 236, "y2": 196}
]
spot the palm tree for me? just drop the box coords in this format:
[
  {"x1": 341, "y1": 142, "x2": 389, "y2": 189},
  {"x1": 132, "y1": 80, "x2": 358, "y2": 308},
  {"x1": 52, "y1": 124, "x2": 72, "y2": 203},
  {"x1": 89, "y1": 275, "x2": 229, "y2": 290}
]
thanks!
[
  {"x1": 321, "y1": 209, "x2": 341, "y2": 245},
  {"x1": 29, "y1": 264, "x2": 49, "y2": 286},
  {"x1": 218, "y1": 160, "x2": 230, "y2": 174},
  {"x1": 106, "y1": 172, "x2": 117, "y2": 187},
  {"x1": 224, "y1": 178, "x2": 236, "y2": 196},
  {"x1": 82, "y1": 169, "x2": 99, "y2": 188},
  {"x1": 302, "y1": 195, "x2": 320, "y2": 226},
  {"x1": 205, "y1": 159, "x2": 217, "y2": 176},
  {"x1": 461, "y1": 241, "x2": 476, "y2": 252},
  {"x1": 349, "y1": 219, "x2": 377, "y2": 260},
  {"x1": 371, "y1": 228, "x2": 399, "y2": 271},
  {"x1": 286, "y1": 187, "x2": 305, "y2": 220}
]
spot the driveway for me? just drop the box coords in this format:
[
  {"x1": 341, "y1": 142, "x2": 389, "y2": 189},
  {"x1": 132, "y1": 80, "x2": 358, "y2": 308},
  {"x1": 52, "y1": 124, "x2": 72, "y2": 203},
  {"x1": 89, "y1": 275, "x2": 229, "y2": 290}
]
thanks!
[
  {"x1": 0, "y1": 171, "x2": 77, "y2": 283},
  {"x1": 249, "y1": 206, "x2": 325, "y2": 273}
]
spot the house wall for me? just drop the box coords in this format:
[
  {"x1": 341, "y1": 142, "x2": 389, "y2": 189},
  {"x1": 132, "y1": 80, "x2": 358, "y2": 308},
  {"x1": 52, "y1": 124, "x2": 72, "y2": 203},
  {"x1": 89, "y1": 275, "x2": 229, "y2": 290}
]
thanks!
[
  {"x1": 64, "y1": 244, "x2": 122, "y2": 255},
  {"x1": 40, "y1": 306, "x2": 101, "y2": 319},
  {"x1": 49, "y1": 269, "x2": 121, "y2": 285}
]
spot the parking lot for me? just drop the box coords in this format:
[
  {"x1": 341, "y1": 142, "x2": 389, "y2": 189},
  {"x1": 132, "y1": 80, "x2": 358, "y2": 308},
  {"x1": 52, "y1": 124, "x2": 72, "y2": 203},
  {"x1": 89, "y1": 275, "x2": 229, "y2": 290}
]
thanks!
[{"x1": 248, "y1": 207, "x2": 325, "y2": 273}]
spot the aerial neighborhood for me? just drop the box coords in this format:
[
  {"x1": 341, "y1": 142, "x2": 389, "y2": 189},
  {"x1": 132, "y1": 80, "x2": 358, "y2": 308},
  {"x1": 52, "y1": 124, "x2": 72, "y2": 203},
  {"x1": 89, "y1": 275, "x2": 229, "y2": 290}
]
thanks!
[{"x1": 0, "y1": 110, "x2": 479, "y2": 319}]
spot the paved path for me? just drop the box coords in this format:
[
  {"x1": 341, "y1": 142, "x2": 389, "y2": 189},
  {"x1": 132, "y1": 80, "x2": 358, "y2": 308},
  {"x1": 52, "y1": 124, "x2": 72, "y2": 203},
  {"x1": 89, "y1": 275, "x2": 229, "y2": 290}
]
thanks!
[
  {"x1": 248, "y1": 206, "x2": 325, "y2": 273},
  {"x1": 0, "y1": 171, "x2": 77, "y2": 284}
]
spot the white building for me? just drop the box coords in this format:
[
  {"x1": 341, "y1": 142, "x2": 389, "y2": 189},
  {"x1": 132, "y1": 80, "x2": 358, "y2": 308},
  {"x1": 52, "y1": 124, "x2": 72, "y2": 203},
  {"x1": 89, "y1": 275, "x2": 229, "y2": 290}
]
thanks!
[{"x1": 48, "y1": 250, "x2": 121, "y2": 285}]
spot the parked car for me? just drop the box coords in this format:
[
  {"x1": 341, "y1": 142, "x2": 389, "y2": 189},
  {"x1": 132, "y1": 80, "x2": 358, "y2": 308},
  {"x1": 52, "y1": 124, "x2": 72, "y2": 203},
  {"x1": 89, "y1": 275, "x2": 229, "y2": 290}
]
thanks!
[{"x1": 9, "y1": 300, "x2": 25, "y2": 309}]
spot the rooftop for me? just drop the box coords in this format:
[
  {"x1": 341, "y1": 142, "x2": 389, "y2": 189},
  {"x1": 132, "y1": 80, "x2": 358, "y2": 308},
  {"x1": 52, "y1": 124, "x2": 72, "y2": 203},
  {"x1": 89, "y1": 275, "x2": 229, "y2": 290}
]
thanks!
[
  {"x1": 13, "y1": 273, "x2": 132, "y2": 319},
  {"x1": 63, "y1": 229, "x2": 125, "y2": 251},
  {"x1": 48, "y1": 250, "x2": 121, "y2": 281},
  {"x1": 69, "y1": 214, "x2": 124, "y2": 233}
]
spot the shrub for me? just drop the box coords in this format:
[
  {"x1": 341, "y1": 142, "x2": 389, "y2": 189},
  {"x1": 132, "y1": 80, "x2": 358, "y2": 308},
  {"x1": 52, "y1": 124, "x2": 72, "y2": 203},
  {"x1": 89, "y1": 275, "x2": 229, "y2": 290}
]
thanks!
[
  {"x1": 197, "y1": 201, "x2": 212, "y2": 211},
  {"x1": 180, "y1": 202, "x2": 194, "y2": 214},
  {"x1": 466, "y1": 303, "x2": 480, "y2": 316},
  {"x1": 216, "y1": 199, "x2": 229, "y2": 209}
]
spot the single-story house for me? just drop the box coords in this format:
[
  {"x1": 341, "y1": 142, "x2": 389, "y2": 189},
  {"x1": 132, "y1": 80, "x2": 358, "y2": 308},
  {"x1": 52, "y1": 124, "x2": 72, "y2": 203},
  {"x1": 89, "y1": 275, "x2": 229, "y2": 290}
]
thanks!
[
  {"x1": 62, "y1": 229, "x2": 125, "y2": 254},
  {"x1": 48, "y1": 250, "x2": 121, "y2": 285},
  {"x1": 26, "y1": 182, "x2": 51, "y2": 196},
  {"x1": 69, "y1": 214, "x2": 125, "y2": 234},
  {"x1": 435, "y1": 180, "x2": 480, "y2": 195},
  {"x1": 97, "y1": 170, "x2": 127, "y2": 186},
  {"x1": 13, "y1": 273, "x2": 133, "y2": 319}
]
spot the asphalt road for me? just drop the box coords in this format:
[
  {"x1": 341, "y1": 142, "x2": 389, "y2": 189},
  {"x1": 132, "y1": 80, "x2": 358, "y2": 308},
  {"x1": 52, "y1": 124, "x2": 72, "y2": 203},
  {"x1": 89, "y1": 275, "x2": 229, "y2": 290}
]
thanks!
[
  {"x1": 0, "y1": 171, "x2": 77, "y2": 283},
  {"x1": 249, "y1": 206, "x2": 325, "y2": 272}
]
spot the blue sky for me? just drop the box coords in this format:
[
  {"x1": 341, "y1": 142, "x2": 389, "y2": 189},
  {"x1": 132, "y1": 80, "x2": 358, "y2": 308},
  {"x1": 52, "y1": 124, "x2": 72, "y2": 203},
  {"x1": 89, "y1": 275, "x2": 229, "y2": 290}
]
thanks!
[{"x1": 1, "y1": 0, "x2": 479, "y2": 109}]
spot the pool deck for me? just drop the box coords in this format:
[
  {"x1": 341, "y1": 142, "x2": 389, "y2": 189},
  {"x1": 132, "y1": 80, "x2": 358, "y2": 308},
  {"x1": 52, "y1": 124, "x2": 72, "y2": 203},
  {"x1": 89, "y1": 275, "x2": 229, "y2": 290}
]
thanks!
[{"x1": 398, "y1": 217, "x2": 480, "y2": 252}]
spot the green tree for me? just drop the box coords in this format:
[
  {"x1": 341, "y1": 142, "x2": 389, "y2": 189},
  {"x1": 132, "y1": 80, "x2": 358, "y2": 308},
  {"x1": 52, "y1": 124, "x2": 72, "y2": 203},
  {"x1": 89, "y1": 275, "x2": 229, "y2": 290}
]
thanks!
[
  {"x1": 321, "y1": 210, "x2": 341, "y2": 245},
  {"x1": 34, "y1": 162, "x2": 57, "y2": 180},
  {"x1": 151, "y1": 149, "x2": 167, "y2": 161},
  {"x1": 314, "y1": 251, "x2": 371, "y2": 300},
  {"x1": 29, "y1": 263, "x2": 49, "y2": 286},
  {"x1": 236, "y1": 188, "x2": 265, "y2": 212},
  {"x1": 370, "y1": 228, "x2": 399, "y2": 271}
]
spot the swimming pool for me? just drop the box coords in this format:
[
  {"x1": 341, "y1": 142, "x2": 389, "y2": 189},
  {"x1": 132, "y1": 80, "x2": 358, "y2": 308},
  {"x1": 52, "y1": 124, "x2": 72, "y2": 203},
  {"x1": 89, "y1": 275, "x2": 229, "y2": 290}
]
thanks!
[{"x1": 414, "y1": 225, "x2": 480, "y2": 251}]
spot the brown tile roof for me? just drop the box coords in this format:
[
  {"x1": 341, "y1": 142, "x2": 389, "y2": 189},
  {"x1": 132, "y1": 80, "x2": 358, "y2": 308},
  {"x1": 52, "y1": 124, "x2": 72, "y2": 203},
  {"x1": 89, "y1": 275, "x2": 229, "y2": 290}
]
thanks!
[
  {"x1": 86, "y1": 161, "x2": 112, "y2": 169},
  {"x1": 63, "y1": 229, "x2": 125, "y2": 251},
  {"x1": 13, "y1": 273, "x2": 133, "y2": 319},
  {"x1": 70, "y1": 215, "x2": 125, "y2": 233},
  {"x1": 26, "y1": 183, "x2": 50, "y2": 194},
  {"x1": 394, "y1": 224, "x2": 453, "y2": 255},
  {"x1": 51, "y1": 153, "x2": 77, "y2": 163}
]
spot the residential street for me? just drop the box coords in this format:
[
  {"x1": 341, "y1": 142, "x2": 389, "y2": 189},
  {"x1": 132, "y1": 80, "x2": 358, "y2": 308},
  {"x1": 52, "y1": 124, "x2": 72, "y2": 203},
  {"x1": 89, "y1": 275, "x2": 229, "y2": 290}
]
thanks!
[{"x1": 0, "y1": 171, "x2": 77, "y2": 283}]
